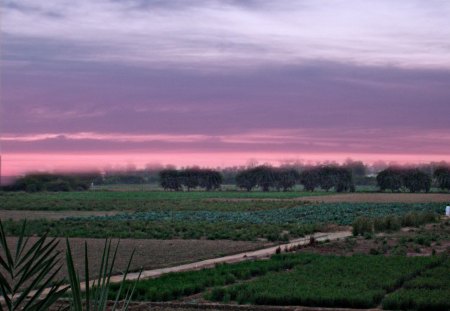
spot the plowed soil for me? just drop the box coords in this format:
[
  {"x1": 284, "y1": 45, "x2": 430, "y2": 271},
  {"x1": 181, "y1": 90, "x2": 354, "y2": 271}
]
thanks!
[{"x1": 4, "y1": 237, "x2": 269, "y2": 280}]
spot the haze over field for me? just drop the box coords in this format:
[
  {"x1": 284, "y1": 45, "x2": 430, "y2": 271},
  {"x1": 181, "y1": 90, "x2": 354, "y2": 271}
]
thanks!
[{"x1": 1, "y1": 0, "x2": 450, "y2": 175}]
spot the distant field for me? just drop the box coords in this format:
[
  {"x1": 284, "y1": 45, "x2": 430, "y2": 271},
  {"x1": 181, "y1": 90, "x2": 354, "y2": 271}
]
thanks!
[
  {"x1": 0, "y1": 210, "x2": 120, "y2": 221},
  {"x1": 2, "y1": 191, "x2": 449, "y2": 212},
  {"x1": 0, "y1": 191, "x2": 327, "y2": 211},
  {"x1": 300, "y1": 192, "x2": 450, "y2": 203}
]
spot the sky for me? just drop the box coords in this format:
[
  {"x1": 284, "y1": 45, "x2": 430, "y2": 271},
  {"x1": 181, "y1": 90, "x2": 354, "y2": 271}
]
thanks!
[{"x1": 1, "y1": 0, "x2": 450, "y2": 175}]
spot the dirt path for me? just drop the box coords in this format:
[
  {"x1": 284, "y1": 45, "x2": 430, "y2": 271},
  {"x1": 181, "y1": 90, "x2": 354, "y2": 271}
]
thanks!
[
  {"x1": 106, "y1": 231, "x2": 352, "y2": 284},
  {"x1": 22, "y1": 231, "x2": 351, "y2": 299}
]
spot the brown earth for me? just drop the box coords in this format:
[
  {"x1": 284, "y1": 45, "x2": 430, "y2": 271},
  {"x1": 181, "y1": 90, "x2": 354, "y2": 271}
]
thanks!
[
  {"x1": 208, "y1": 193, "x2": 450, "y2": 203},
  {"x1": 0, "y1": 210, "x2": 120, "y2": 221},
  {"x1": 300, "y1": 193, "x2": 450, "y2": 203},
  {"x1": 4, "y1": 237, "x2": 269, "y2": 281}
]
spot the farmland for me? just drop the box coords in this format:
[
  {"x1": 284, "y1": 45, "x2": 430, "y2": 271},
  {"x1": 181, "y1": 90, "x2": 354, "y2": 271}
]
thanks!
[
  {"x1": 1, "y1": 189, "x2": 449, "y2": 311},
  {"x1": 1, "y1": 202, "x2": 443, "y2": 241},
  {"x1": 111, "y1": 252, "x2": 449, "y2": 310}
]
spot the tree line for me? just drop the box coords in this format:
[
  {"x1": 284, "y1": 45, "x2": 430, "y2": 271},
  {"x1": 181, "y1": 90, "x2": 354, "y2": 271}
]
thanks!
[
  {"x1": 2, "y1": 163, "x2": 450, "y2": 193},
  {"x1": 159, "y1": 165, "x2": 355, "y2": 192},
  {"x1": 1, "y1": 173, "x2": 101, "y2": 192},
  {"x1": 159, "y1": 168, "x2": 223, "y2": 191},
  {"x1": 377, "y1": 165, "x2": 450, "y2": 193}
]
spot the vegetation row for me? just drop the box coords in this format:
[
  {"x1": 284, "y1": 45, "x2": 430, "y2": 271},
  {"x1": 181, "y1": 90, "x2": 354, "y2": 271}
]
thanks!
[
  {"x1": 3, "y1": 163, "x2": 449, "y2": 193},
  {"x1": 206, "y1": 254, "x2": 445, "y2": 309},
  {"x1": 111, "y1": 253, "x2": 315, "y2": 302},
  {"x1": 352, "y1": 211, "x2": 439, "y2": 236},
  {"x1": 382, "y1": 258, "x2": 450, "y2": 310},
  {"x1": 1, "y1": 203, "x2": 442, "y2": 241}
]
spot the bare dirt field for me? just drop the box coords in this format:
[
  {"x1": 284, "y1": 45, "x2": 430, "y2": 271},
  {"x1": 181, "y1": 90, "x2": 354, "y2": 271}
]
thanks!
[
  {"x1": 0, "y1": 210, "x2": 120, "y2": 221},
  {"x1": 4, "y1": 237, "x2": 269, "y2": 280},
  {"x1": 208, "y1": 193, "x2": 450, "y2": 203},
  {"x1": 300, "y1": 192, "x2": 450, "y2": 203}
]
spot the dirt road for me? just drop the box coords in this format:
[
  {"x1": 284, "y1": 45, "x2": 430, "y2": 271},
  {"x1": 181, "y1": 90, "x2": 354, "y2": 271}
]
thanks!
[{"x1": 106, "y1": 230, "x2": 352, "y2": 284}]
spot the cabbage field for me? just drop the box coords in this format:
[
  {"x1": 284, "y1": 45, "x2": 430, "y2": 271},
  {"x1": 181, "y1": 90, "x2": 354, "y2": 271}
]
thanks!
[{"x1": 67, "y1": 202, "x2": 443, "y2": 225}]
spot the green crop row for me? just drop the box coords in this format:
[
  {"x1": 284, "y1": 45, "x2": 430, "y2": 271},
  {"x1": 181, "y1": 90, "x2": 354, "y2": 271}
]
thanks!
[
  {"x1": 382, "y1": 258, "x2": 450, "y2": 310},
  {"x1": 206, "y1": 254, "x2": 441, "y2": 309},
  {"x1": 0, "y1": 219, "x2": 317, "y2": 241},
  {"x1": 0, "y1": 191, "x2": 325, "y2": 211},
  {"x1": 352, "y1": 211, "x2": 438, "y2": 236},
  {"x1": 67, "y1": 203, "x2": 443, "y2": 225},
  {"x1": 110, "y1": 253, "x2": 316, "y2": 302}
]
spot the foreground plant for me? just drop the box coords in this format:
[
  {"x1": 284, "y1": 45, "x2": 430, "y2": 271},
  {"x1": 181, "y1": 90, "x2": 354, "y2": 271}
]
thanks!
[
  {"x1": 0, "y1": 220, "x2": 141, "y2": 311},
  {"x1": 65, "y1": 239, "x2": 141, "y2": 311},
  {"x1": 0, "y1": 221, "x2": 68, "y2": 311}
]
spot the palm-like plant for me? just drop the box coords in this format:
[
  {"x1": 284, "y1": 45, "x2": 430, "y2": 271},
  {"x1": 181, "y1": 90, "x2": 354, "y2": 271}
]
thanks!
[
  {"x1": 0, "y1": 221, "x2": 68, "y2": 311},
  {"x1": 1, "y1": 221, "x2": 141, "y2": 311},
  {"x1": 65, "y1": 239, "x2": 141, "y2": 311}
]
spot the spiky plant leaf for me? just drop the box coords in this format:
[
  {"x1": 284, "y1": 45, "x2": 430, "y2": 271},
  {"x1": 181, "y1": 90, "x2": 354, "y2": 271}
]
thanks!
[{"x1": 0, "y1": 220, "x2": 68, "y2": 311}]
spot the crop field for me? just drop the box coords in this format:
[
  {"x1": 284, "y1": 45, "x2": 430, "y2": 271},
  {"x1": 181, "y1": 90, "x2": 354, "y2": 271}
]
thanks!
[
  {"x1": 382, "y1": 258, "x2": 450, "y2": 310},
  {"x1": 111, "y1": 252, "x2": 448, "y2": 310},
  {"x1": 0, "y1": 191, "x2": 328, "y2": 211},
  {"x1": 1, "y1": 189, "x2": 449, "y2": 311},
  {"x1": 1, "y1": 202, "x2": 443, "y2": 241},
  {"x1": 2, "y1": 191, "x2": 449, "y2": 213},
  {"x1": 0, "y1": 210, "x2": 120, "y2": 221}
]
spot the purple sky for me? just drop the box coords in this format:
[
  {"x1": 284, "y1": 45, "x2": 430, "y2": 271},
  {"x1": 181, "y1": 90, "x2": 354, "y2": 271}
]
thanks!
[{"x1": 1, "y1": 0, "x2": 450, "y2": 174}]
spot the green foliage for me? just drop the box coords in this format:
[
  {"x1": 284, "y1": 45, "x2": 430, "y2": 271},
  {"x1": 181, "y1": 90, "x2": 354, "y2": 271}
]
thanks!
[
  {"x1": 377, "y1": 167, "x2": 431, "y2": 193},
  {"x1": 403, "y1": 169, "x2": 431, "y2": 193},
  {"x1": 2, "y1": 201, "x2": 443, "y2": 240},
  {"x1": 0, "y1": 221, "x2": 140, "y2": 311},
  {"x1": 206, "y1": 254, "x2": 439, "y2": 308},
  {"x1": 382, "y1": 258, "x2": 450, "y2": 310},
  {"x1": 0, "y1": 221, "x2": 68, "y2": 311},
  {"x1": 434, "y1": 166, "x2": 450, "y2": 191},
  {"x1": 159, "y1": 168, "x2": 223, "y2": 191},
  {"x1": 1, "y1": 220, "x2": 317, "y2": 241},
  {"x1": 111, "y1": 253, "x2": 315, "y2": 301},
  {"x1": 299, "y1": 166, "x2": 354, "y2": 192},
  {"x1": 352, "y1": 212, "x2": 438, "y2": 236},
  {"x1": 0, "y1": 191, "x2": 311, "y2": 211},
  {"x1": 377, "y1": 167, "x2": 404, "y2": 192},
  {"x1": 64, "y1": 203, "x2": 443, "y2": 225},
  {"x1": 3, "y1": 173, "x2": 100, "y2": 193},
  {"x1": 65, "y1": 239, "x2": 141, "y2": 311}
]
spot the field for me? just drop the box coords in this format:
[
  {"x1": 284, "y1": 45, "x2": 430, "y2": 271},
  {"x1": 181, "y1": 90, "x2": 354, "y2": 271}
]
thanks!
[
  {"x1": 2, "y1": 189, "x2": 450, "y2": 311},
  {"x1": 111, "y1": 252, "x2": 449, "y2": 310},
  {"x1": 4, "y1": 236, "x2": 269, "y2": 281},
  {"x1": 1, "y1": 190, "x2": 447, "y2": 241}
]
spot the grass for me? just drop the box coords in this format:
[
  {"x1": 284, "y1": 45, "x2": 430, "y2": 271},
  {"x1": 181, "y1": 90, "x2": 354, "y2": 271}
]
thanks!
[
  {"x1": 206, "y1": 254, "x2": 442, "y2": 308},
  {"x1": 382, "y1": 257, "x2": 450, "y2": 311},
  {"x1": 108, "y1": 253, "x2": 444, "y2": 309},
  {"x1": 111, "y1": 253, "x2": 316, "y2": 302}
]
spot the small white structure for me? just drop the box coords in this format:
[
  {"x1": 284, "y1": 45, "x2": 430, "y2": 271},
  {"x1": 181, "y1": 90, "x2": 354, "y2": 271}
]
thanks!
[{"x1": 446, "y1": 206, "x2": 450, "y2": 217}]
